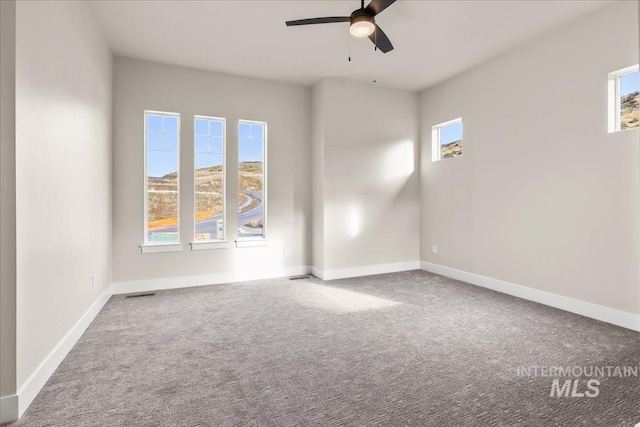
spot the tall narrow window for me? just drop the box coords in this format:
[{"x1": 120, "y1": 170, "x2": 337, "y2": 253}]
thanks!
[
  {"x1": 145, "y1": 111, "x2": 180, "y2": 243},
  {"x1": 238, "y1": 120, "x2": 266, "y2": 238},
  {"x1": 608, "y1": 65, "x2": 639, "y2": 132},
  {"x1": 194, "y1": 116, "x2": 225, "y2": 242},
  {"x1": 432, "y1": 118, "x2": 463, "y2": 162}
]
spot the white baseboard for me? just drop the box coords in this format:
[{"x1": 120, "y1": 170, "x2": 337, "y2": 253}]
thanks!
[
  {"x1": 0, "y1": 394, "x2": 18, "y2": 424},
  {"x1": 112, "y1": 266, "x2": 312, "y2": 294},
  {"x1": 314, "y1": 261, "x2": 421, "y2": 281},
  {"x1": 310, "y1": 266, "x2": 323, "y2": 280},
  {"x1": 10, "y1": 286, "x2": 113, "y2": 422},
  {"x1": 421, "y1": 261, "x2": 640, "y2": 332}
]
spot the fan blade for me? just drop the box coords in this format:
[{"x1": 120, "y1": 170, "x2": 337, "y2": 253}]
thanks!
[
  {"x1": 368, "y1": 24, "x2": 393, "y2": 53},
  {"x1": 365, "y1": 0, "x2": 396, "y2": 16},
  {"x1": 286, "y1": 17, "x2": 350, "y2": 26}
]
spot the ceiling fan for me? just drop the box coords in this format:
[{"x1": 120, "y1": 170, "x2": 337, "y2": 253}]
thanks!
[{"x1": 285, "y1": 0, "x2": 396, "y2": 53}]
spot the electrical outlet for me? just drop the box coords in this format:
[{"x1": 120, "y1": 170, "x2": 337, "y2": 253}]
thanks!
[
  {"x1": 431, "y1": 245, "x2": 437, "y2": 255},
  {"x1": 284, "y1": 247, "x2": 290, "y2": 257},
  {"x1": 91, "y1": 273, "x2": 96, "y2": 287}
]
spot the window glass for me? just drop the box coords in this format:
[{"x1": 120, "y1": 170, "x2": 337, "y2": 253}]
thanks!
[
  {"x1": 194, "y1": 117, "x2": 226, "y2": 241},
  {"x1": 238, "y1": 121, "x2": 266, "y2": 238},
  {"x1": 620, "y1": 71, "x2": 639, "y2": 130},
  {"x1": 432, "y1": 119, "x2": 463, "y2": 161},
  {"x1": 146, "y1": 111, "x2": 180, "y2": 243}
]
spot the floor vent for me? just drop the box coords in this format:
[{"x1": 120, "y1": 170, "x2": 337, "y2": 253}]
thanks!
[
  {"x1": 289, "y1": 275, "x2": 310, "y2": 281},
  {"x1": 125, "y1": 292, "x2": 156, "y2": 298}
]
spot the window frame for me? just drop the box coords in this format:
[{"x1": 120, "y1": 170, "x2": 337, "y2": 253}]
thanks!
[
  {"x1": 191, "y1": 115, "x2": 228, "y2": 250},
  {"x1": 608, "y1": 64, "x2": 639, "y2": 133},
  {"x1": 142, "y1": 110, "x2": 182, "y2": 252},
  {"x1": 236, "y1": 119, "x2": 268, "y2": 245},
  {"x1": 432, "y1": 117, "x2": 463, "y2": 162}
]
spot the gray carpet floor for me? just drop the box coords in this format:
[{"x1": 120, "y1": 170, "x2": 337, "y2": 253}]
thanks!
[{"x1": 7, "y1": 270, "x2": 640, "y2": 426}]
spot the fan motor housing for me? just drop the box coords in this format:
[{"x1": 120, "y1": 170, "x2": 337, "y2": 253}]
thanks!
[{"x1": 350, "y1": 8, "x2": 375, "y2": 25}]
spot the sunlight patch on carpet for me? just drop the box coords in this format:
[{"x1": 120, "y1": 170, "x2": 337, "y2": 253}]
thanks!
[{"x1": 289, "y1": 282, "x2": 401, "y2": 313}]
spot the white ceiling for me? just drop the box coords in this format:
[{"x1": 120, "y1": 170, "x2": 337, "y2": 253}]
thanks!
[{"x1": 89, "y1": 0, "x2": 614, "y2": 91}]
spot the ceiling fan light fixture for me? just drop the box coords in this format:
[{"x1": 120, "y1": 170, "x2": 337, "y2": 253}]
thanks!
[
  {"x1": 349, "y1": 15, "x2": 375, "y2": 37},
  {"x1": 285, "y1": 0, "x2": 395, "y2": 53}
]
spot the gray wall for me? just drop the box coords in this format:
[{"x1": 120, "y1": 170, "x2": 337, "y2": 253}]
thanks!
[
  {"x1": 311, "y1": 81, "x2": 326, "y2": 271},
  {"x1": 419, "y1": 1, "x2": 640, "y2": 315},
  {"x1": 0, "y1": 0, "x2": 17, "y2": 399},
  {"x1": 112, "y1": 58, "x2": 312, "y2": 283},
  {"x1": 314, "y1": 79, "x2": 420, "y2": 273},
  {"x1": 15, "y1": 0, "x2": 113, "y2": 388}
]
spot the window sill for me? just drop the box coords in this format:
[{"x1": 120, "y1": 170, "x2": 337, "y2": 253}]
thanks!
[
  {"x1": 140, "y1": 243, "x2": 183, "y2": 254},
  {"x1": 191, "y1": 241, "x2": 229, "y2": 251},
  {"x1": 235, "y1": 238, "x2": 269, "y2": 248},
  {"x1": 608, "y1": 127, "x2": 639, "y2": 134}
]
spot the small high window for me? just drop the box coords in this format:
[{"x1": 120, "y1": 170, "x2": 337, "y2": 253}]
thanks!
[
  {"x1": 144, "y1": 111, "x2": 180, "y2": 244},
  {"x1": 432, "y1": 118, "x2": 463, "y2": 162},
  {"x1": 608, "y1": 65, "x2": 639, "y2": 132},
  {"x1": 194, "y1": 116, "x2": 226, "y2": 242}
]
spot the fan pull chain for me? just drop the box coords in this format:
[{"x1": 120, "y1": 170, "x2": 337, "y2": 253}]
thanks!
[
  {"x1": 374, "y1": 27, "x2": 377, "y2": 51},
  {"x1": 348, "y1": 34, "x2": 352, "y2": 62}
]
